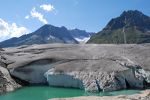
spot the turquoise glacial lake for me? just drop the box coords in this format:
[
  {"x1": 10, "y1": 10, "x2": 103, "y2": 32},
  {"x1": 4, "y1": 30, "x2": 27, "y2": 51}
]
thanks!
[{"x1": 0, "y1": 86, "x2": 141, "y2": 100}]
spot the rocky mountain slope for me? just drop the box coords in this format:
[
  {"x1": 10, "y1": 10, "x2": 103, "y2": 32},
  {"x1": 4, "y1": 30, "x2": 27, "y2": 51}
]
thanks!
[
  {"x1": 69, "y1": 29, "x2": 94, "y2": 43},
  {"x1": 0, "y1": 25, "x2": 92, "y2": 48},
  {"x1": 0, "y1": 44, "x2": 150, "y2": 93},
  {"x1": 88, "y1": 10, "x2": 150, "y2": 44}
]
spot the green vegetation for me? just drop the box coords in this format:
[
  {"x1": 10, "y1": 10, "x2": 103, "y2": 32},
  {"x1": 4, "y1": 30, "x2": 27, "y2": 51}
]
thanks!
[
  {"x1": 88, "y1": 10, "x2": 150, "y2": 44},
  {"x1": 88, "y1": 27, "x2": 150, "y2": 44}
]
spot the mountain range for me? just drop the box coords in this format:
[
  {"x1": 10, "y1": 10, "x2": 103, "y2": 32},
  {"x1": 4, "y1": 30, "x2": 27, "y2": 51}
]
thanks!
[
  {"x1": 0, "y1": 10, "x2": 150, "y2": 47},
  {"x1": 0, "y1": 25, "x2": 93, "y2": 47},
  {"x1": 88, "y1": 10, "x2": 150, "y2": 44}
]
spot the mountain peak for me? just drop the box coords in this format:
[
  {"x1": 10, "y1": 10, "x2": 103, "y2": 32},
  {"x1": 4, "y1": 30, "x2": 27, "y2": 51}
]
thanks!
[
  {"x1": 120, "y1": 10, "x2": 143, "y2": 17},
  {"x1": 41, "y1": 24, "x2": 53, "y2": 28},
  {"x1": 38, "y1": 24, "x2": 68, "y2": 31},
  {"x1": 60, "y1": 26, "x2": 68, "y2": 30},
  {"x1": 104, "y1": 10, "x2": 150, "y2": 31},
  {"x1": 88, "y1": 10, "x2": 150, "y2": 44}
]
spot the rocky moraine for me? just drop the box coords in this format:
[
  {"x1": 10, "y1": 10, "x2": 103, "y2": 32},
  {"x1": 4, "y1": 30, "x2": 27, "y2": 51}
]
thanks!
[{"x1": 0, "y1": 44, "x2": 150, "y2": 94}]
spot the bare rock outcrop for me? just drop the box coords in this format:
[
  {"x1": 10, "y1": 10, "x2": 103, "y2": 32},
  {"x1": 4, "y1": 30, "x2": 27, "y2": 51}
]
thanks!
[
  {"x1": 0, "y1": 66, "x2": 21, "y2": 94},
  {"x1": 0, "y1": 50, "x2": 20, "y2": 94}
]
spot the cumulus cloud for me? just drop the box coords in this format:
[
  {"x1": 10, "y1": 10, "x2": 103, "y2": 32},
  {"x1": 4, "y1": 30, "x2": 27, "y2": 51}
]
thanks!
[
  {"x1": 0, "y1": 18, "x2": 29, "y2": 42},
  {"x1": 25, "y1": 4, "x2": 56, "y2": 24},
  {"x1": 26, "y1": 7, "x2": 48, "y2": 24},
  {"x1": 40, "y1": 4, "x2": 55, "y2": 12}
]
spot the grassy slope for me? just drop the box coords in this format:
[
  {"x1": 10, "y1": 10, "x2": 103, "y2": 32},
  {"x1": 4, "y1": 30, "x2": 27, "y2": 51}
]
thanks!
[{"x1": 88, "y1": 27, "x2": 150, "y2": 44}]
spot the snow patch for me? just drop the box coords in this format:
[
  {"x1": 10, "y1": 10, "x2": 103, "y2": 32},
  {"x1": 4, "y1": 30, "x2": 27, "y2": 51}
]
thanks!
[
  {"x1": 75, "y1": 37, "x2": 90, "y2": 44},
  {"x1": 47, "y1": 35, "x2": 55, "y2": 40}
]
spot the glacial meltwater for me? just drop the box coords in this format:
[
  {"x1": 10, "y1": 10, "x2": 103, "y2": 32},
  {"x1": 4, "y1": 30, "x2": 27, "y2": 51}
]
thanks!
[{"x1": 0, "y1": 86, "x2": 141, "y2": 100}]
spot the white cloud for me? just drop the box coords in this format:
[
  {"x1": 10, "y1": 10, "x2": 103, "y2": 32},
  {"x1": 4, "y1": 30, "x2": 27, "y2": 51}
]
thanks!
[
  {"x1": 25, "y1": 4, "x2": 56, "y2": 23},
  {"x1": 30, "y1": 7, "x2": 48, "y2": 24},
  {"x1": 40, "y1": 4, "x2": 54, "y2": 12},
  {"x1": 25, "y1": 15, "x2": 30, "y2": 19},
  {"x1": 0, "y1": 18, "x2": 29, "y2": 42}
]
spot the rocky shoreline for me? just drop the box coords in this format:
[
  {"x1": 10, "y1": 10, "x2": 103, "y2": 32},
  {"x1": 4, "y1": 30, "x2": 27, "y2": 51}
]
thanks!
[
  {"x1": 0, "y1": 44, "x2": 150, "y2": 94},
  {"x1": 50, "y1": 90, "x2": 150, "y2": 100}
]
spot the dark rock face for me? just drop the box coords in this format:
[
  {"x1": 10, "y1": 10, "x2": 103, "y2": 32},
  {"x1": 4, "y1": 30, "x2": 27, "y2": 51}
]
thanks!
[
  {"x1": 0, "y1": 48, "x2": 4, "y2": 51},
  {"x1": 69, "y1": 29, "x2": 94, "y2": 43},
  {"x1": 70, "y1": 29, "x2": 91, "y2": 38},
  {"x1": 105, "y1": 10, "x2": 150, "y2": 31},
  {"x1": 88, "y1": 10, "x2": 150, "y2": 44},
  {"x1": 1, "y1": 44, "x2": 150, "y2": 92}
]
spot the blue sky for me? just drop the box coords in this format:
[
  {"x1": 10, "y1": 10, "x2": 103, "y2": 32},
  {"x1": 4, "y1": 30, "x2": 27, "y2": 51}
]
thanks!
[{"x1": 0, "y1": 0, "x2": 150, "y2": 41}]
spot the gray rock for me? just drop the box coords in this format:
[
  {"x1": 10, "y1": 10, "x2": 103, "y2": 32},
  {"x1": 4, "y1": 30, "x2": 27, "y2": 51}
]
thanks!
[
  {"x1": 0, "y1": 66, "x2": 21, "y2": 94},
  {"x1": 0, "y1": 48, "x2": 4, "y2": 51},
  {"x1": 1, "y1": 44, "x2": 150, "y2": 92}
]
